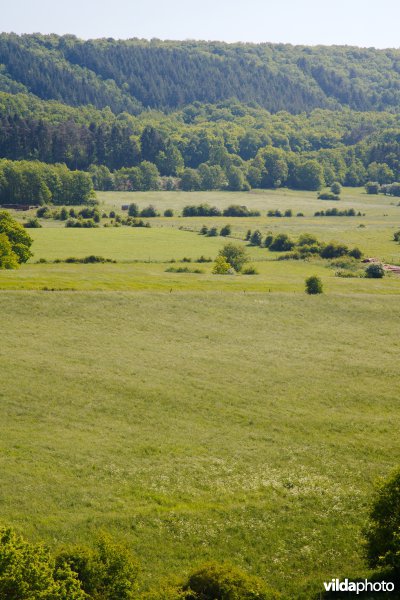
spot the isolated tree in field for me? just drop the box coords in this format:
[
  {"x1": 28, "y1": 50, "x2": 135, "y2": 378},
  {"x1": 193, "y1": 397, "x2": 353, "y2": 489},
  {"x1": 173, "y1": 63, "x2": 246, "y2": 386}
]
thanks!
[
  {"x1": 364, "y1": 467, "x2": 400, "y2": 574},
  {"x1": 0, "y1": 211, "x2": 33, "y2": 266},
  {"x1": 220, "y1": 224, "x2": 231, "y2": 237},
  {"x1": 219, "y1": 242, "x2": 249, "y2": 272},
  {"x1": 305, "y1": 275, "x2": 323, "y2": 294}
]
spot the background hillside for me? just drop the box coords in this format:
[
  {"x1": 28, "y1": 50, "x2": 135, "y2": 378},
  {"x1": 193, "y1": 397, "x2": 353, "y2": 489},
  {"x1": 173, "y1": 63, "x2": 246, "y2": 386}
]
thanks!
[{"x1": 2, "y1": 33, "x2": 400, "y2": 113}]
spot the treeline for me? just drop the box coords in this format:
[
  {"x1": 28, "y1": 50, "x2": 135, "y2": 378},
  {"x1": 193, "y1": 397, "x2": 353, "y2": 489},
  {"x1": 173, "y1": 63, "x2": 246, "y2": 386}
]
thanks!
[
  {"x1": 2, "y1": 92, "x2": 400, "y2": 191},
  {"x1": 4, "y1": 34, "x2": 400, "y2": 113},
  {"x1": 0, "y1": 160, "x2": 94, "y2": 205}
]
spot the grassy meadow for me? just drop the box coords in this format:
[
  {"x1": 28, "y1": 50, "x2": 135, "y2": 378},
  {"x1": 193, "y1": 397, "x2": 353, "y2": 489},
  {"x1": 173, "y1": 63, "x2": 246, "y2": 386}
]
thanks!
[{"x1": 1, "y1": 188, "x2": 400, "y2": 597}]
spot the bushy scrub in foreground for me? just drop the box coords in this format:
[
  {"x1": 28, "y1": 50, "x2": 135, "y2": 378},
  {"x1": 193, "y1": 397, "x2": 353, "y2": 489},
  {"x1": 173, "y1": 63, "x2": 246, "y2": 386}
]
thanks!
[
  {"x1": 364, "y1": 467, "x2": 400, "y2": 574},
  {"x1": 0, "y1": 527, "x2": 85, "y2": 599}
]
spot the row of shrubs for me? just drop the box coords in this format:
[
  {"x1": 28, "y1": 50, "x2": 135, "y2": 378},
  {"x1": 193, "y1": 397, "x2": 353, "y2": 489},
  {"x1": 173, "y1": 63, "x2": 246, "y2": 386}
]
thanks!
[
  {"x1": 245, "y1": 230, "x2": 363, "y2": 260},
  {"x1": 199, "y1": 224, "x2": 232, "y2": 237},
  {"x1": 366, "y1": 181, "x2": 400, "y2": 196},
  {"x1": 182, "y1": 204, "x2": 261, "y2": 217},
  {"x1": 314, "y1": 208, "x2": 364, "y2": 217}
]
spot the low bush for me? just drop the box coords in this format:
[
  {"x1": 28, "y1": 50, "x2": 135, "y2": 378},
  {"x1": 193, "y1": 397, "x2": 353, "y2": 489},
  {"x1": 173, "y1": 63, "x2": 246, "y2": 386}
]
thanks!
[
  {"x1": 365, "y1": 263, "x2": 385, "y2": 278},
  {"x1": 318, "y1": 192, "x2": 340, "y2": 200},
  {"x1": 164, "y1": 209, "x2": 174, "y2": 217},
  {"x1": 269, "y1": 234, "x2": 295, "y2": 252},
  {"x1": 242, "y1": 265, "x2": 259, "y2": 275},
  {"x1": 305, "y1": 275, "x2": 323, "y2": 294},
  {"x1": 184, "y1": 562, "x2": 279, "y2": 599},
  {"x1": 24, "y1": 217, "x2": 42, "y2": 228},
  {"x1": 223, "y1": 205, "x2": 260, "y2": 217},
  {"x1": 220, "y1": 224, "x2": 231, "y2": 237},
  {"x1": 140, "y1": 205, "x2": 158, "y2": 218}
]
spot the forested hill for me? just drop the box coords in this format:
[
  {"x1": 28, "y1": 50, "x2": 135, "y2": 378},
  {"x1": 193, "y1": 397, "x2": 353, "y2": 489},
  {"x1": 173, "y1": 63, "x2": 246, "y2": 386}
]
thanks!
[{"x1": 2, "y1": 33, "x2": 400, "y2": 114}]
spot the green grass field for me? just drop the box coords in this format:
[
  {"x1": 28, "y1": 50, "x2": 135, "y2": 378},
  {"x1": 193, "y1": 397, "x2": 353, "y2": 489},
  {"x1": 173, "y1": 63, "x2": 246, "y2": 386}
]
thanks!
[{"x1": 1, "y1": 188, "x2": 400, "y2": 598}]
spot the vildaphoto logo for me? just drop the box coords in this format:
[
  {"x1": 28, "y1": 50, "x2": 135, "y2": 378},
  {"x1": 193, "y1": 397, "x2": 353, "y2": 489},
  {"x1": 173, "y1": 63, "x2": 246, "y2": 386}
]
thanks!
[{"x1": 323, "y1": 578, "x2": 395, "y2": 594}]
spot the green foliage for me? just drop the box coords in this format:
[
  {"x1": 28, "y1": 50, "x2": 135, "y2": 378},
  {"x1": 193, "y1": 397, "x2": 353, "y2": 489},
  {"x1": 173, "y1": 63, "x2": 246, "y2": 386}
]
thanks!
[
  {"x1": 305, "y1": 276, "x2": 323, "y2": 294},
  {"x1": 218, "y1": 243, "x2": 249, "y2": 272},
  {"x1": 0, "y1": 526, "x2": 86, "y2": 599},
  {"x1": 164, "y1": 209, "x2": 174, "y2": 217},
  {"x1": 140, "y1": 205, "x2": 158, "y2": 218},
  {"x1": 212, "y1": 255, "x2": 232, "y2": 275},
  {"x1": 249, "y1": 230, "x2": 263, "y2": 246},
  {"x1": 0, "y1": 210, "x2": 33, "y2": 264},
  {"x1": 364, "y1": 467, "x2": 400, "y2": 573},
  {"x1": 128, "y1": 203, "x2": 139, "y2": 217},
  {"x1": 184, "y1": 562, "x2": 279, "y2": 599},
  {"x1": 220, "y1": 225, "x2": 231, "y2": 237},
  {"x1": 365, "y1": 181, "x2": 380, "y2": 194},
  {"x1": 330, "y1": 181, "x2": 342, "y2": 195},
  {"x1": 318, "y1": 192, "x2": 340, "y2": 201},
  {"x1": 320, "y1": 242, "x2": 349, "y2": 259},
  {"x1": 0, "y1": 233, "x2": 19, "y2": 269},
  {"x1": 56, "y1": 534, "x2": 139, "y2": 600},
  {"x1": 365, "y1": 263, "x2": 385, "y2": 278},
  {"x1": 269, "y1": 234, "x2": 295, "y2": 252},
  {"x1": 24, "y1": 217, "x2": 42, "y2": 228}
]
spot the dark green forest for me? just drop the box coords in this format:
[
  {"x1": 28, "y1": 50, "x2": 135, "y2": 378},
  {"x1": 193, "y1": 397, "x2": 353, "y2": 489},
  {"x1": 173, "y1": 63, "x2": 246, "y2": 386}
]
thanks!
[{"x1": 1, "y1": 33, "x2": 400, "y2": 201}]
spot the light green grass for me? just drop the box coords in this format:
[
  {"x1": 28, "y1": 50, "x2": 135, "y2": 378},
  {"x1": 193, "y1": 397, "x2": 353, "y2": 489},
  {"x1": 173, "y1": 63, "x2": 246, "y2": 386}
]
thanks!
[{"x1": 0, "y1": 292, "x2": 399, "y2": 598}]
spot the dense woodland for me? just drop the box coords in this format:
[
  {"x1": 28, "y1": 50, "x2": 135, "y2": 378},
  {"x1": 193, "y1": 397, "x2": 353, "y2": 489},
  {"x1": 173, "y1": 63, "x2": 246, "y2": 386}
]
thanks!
[{"x1": 1, "y1": 34, "x2": 400, "y2": 201}]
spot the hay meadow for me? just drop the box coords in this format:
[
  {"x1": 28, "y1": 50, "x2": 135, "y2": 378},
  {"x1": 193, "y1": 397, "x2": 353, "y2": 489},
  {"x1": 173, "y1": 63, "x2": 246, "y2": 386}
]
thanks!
[{"x1": 1, "y1": 187, "x2": 400, "y2": 598}]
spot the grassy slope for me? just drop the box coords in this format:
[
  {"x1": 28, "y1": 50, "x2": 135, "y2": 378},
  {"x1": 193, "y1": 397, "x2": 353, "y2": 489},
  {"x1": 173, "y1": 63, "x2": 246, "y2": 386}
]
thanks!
[
  {"x1": 0, "y1": 292, "x2": 399, "y2": 598},
  {"x1": 1, "y1": 188, "x2": 400, "y2": 597}
]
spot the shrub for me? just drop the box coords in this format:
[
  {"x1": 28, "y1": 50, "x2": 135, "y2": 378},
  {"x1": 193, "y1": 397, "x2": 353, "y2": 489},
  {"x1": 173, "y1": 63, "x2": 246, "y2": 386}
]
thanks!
[
  {"x1": 109, "y1": 210, "x2": 116, "y2": 218},
  {"x1": 348, "y1": 247, "x2": 363, "y2": 259},
  {"x1": 24, "y1": 217, "x2": 42, "y2": 228},
  {"x1": 269, "y1": 234, "x2": 295, "y2": 252},
  {"x1": 245, "y1": 229, "x2": 251, "y2": 241},
  {"x1": 318, "y1": 192, "x2": 340, "y2": 200},
  {"x1": 297, "y1": 212, "x2": 304, "y2": 217},
  {"x1": 164, "y1": 209, "x2": 174, "y2": 217},
  {"x1": 305, "y1": 275, "x2": 323, "y2": 294},
  {"x1": 223, "y1": 205, "x2": 260, "y2": 217},
  {"x1": 207, "y1": 227, "x2": 218, "y2": 237},
  {"x1": 212, "y1": 255, "x2": 232, "y2": 274},
  {"x1": 199, "y1": 225, "x2": 208, "y2": 235},
  {"x1": 0, "y1": 526, "x2": 86, "y2": 599},
  {"x1": 0, "y1": 211, "x2": 33, "y2": 265},
  {"x1": 197, "y1": 255, "x2": 212, "y2": 263},
  {"x1": 297, "y1": 233, "x2": 319, "y2": 247},
  {"x1": 140, "y1": 205, "x2": 158, "y2": 218},
  {"x1": 284, "y1": 209, "x2": 293, "y2": 217},
  {"x1": 36, "y1": 206, "x2": 52, "y2": 218},
  {"x1": 128, "y1": 203, "x2": 139, "y2": 217},
  {"x1": 365, "y1": 181, "x2": 380, "y2": 194},
  {"x1": 184, "y1": 562, "x2": 279, "y2": 599},
  {"x1": 242, "y1": 265, "x2": 259, "y2": 275},
  {"x1": 393, "y1": 230, "x2": 400, "y2": 242},
  {"x1": 365, "y1": 263, "x2": 385, "y2": 278},
  {"x1": 330, "y1": 181, "x2": 342, "y2": 195},
  {"x1": 219, "y1": 243, "x2": 249, "y2": 272},
  {"x1": 249, "y1": 230, "x2": 263, "y2": 246},
  {"x1": 364, "y1": 467, "x2": 400, "y2": 573},
  {"x1": 320, "y1": 242, "x2": 349, "y2": 259},
  {"x1": 264, "y1": 234, "x2": 273, "y2": 248},
  {"x1": 57, "y1": 534, "x2": 139, "y2": 600},
  {"x1": 220, "y1": 224, "x2": 231, "y2": 237}
]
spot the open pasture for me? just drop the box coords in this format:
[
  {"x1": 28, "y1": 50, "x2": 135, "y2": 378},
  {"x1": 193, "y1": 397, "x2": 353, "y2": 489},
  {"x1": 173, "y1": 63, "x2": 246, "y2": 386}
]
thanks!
[{"x1": 0, "y1": 291, "x2": 400, "y2": 598}]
